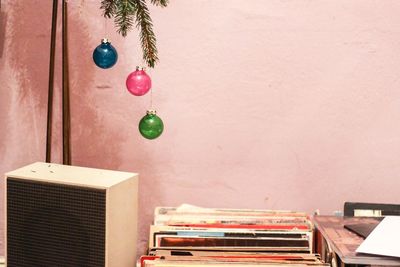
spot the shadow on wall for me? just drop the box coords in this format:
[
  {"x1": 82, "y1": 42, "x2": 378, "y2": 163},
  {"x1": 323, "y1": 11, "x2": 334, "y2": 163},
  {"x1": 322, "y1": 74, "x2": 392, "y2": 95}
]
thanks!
[
  {"x1": 6, "y1": 1, "x2": 53, "y2": 108},
  {"x1": 5, "y1": 0, "x2": 128, "y2": 169},
  {"x1": 67, "y1": 2, "x2": 126, "y2": 170},
  {"x1": 0, "y1": 3, "x2": 7, "y2": 58}
]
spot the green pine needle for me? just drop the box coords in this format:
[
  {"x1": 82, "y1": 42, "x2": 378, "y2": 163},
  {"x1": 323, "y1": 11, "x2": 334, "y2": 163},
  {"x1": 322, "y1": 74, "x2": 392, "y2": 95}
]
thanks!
[
  {"x1": 114, "y1": 0, "x2": 135, "y2": 37},
  {"x1": 133, "y1": 0, "x2": 158, "y2": 68},
  {"x1": 100, "y1": 0, "x2": 168, "y2": 68},
  {"x1": 100, "y1": 0, "x2": 117, "y2": 18},
  {"x1": 150, "y1": 0, "x2": 169, "y2": 7}
]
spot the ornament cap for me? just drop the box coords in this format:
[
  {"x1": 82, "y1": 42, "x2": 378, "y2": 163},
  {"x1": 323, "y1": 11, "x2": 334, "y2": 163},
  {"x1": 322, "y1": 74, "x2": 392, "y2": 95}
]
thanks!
[
  {"x1": 136, "y1": 66, "x2": 146, "y2": 71},
  {"x1": 146, "y1": 109, "x2": 157, "y2": 115},
  {"x1": 101, "y1": 38, "x2": 110, "y2": 44}
]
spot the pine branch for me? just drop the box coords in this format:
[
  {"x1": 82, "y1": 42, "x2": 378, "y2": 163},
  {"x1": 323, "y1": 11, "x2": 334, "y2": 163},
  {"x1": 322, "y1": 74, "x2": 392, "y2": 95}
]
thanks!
[
  {"x1": 150, "y1": 0, "x2": 168, "y2": 7},
  {"x1": 133, "y1": 0, "x2": 158, "y2": 68},
  {"x1": 100, "y1": 0, "x2": 118, "y2": 18},
  {"x1": 100, "y1": 0, "x2": 169, "y2": 68},
  {"x1": 114, "y1": 0, "x2": 135, "y2": 37}
]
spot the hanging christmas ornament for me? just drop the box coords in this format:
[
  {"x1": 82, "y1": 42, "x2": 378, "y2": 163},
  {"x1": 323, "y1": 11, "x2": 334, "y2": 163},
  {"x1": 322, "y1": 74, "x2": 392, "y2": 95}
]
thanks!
[
  {"x1": 126, "y1": 66, "x2": 152, "y2": 96},
  {"x1": 92, "y1": 38, "x2": 118, "y2": 69},
  {"x1": 139, "y1": 110, "x2": 164, "y2": 140}
]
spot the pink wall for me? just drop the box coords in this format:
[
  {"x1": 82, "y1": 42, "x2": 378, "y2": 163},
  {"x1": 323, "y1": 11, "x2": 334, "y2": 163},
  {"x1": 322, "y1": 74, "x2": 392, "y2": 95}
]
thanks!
[{"x1": 1, "y1": 0, "x2": 400, "y2": 254}]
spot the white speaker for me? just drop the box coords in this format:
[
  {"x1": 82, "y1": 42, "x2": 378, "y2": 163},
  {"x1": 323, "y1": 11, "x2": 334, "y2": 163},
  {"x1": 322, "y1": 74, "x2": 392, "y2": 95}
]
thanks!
[{"x1": 5, "y1": 162, "x2": 139, "y2": 267}]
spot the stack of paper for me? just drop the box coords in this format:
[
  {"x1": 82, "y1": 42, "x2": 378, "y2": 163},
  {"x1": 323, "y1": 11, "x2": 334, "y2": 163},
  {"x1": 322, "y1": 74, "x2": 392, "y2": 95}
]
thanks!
[{"x1": 356, "y1": 216, "x2": 400, "y2": 258}]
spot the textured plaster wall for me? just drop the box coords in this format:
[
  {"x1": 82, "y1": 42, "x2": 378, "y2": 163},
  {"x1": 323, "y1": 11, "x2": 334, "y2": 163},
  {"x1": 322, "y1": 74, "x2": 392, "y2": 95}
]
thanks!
[{"x1": 1, "y1": 0, "x2": 400, "y2": 255}]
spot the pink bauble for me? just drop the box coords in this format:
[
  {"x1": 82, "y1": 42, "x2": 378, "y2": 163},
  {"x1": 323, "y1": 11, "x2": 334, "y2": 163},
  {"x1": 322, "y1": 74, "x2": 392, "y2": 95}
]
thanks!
[{"x1": 126, "y1": 67, "x2": 152, "y2": 96}]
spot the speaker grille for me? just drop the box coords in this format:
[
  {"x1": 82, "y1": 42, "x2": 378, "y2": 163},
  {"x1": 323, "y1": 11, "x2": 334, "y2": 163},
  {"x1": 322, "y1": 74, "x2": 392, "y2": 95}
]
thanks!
[{"x1": 7, "y1": 178, "x2": 106, "y2": 267}]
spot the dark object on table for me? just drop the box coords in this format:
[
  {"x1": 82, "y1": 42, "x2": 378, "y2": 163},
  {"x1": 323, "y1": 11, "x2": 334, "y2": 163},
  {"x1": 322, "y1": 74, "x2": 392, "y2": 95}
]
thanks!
[{"x1": 343, "y1": 218, "x2": 382, "y2": 238}]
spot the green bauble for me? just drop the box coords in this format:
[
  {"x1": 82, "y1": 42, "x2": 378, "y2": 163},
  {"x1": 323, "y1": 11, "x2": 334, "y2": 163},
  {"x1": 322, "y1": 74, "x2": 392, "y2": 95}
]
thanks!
[{"x1": 139, "y1": 110, "x2": 164, "y2": 139}]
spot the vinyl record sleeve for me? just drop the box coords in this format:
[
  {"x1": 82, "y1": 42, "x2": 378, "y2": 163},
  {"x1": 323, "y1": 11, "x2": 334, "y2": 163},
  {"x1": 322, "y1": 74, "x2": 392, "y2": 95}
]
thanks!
[
  {"x1": 142, "y1": 258, "x2": 329, "y2": 267},
  {"x1": 149, "y1": 225, "x2": 312, "y2": 252},
  {"x1": 148, "y1": 250, "x2": 322, "y2": 261},
  {"x1": 139, "y1": 254, "x2": 327, "y2": 267},
  {"x1": 154, "y1": 206, "x2": 312, "y2": 230}
]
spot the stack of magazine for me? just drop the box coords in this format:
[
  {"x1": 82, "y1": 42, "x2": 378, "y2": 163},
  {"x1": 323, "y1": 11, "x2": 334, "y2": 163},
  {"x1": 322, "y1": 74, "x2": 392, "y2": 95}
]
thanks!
[{"x1": 140, "y1": 205, "x2": 328, "y2": 267}]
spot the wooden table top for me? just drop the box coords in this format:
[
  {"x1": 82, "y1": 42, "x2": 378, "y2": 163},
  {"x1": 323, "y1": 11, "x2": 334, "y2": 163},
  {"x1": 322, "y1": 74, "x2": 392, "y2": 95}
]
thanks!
[{"x1": 313, "y1": 215, "x2": 400, "y2": 266}]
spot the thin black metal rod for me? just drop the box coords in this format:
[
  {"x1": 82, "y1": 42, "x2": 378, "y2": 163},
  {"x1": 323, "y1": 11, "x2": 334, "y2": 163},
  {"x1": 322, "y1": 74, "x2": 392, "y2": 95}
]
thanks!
[
  {"x1": 45, "y1": 0, "x2": 58, "y2": 163},
  {"x1": 62, "y1": 0, "x2": 71, "y2": 165}
]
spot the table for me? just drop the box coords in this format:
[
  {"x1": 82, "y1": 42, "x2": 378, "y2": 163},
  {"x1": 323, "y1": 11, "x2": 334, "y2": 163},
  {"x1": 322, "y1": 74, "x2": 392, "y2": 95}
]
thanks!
[{"x1": 313, "y1": 216, "x2": 400, "y2": 266}]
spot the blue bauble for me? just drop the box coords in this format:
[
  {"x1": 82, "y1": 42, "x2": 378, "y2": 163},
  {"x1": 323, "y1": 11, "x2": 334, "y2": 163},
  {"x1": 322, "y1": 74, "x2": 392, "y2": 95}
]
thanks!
[{"x1": 92, "y1": 39, "x2": 118, "y2": 69}]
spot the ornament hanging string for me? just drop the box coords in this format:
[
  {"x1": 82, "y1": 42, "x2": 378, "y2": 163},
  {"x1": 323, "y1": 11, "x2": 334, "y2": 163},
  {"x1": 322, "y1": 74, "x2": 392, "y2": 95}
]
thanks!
[
  {"x1": 104, "y1": 14, "x2": 111, "y2": 39},
  {"x1": 149, "y1": 67, "x2": 153, "y2": 110},
  {"x1": 140, "y1": 53, "x2": 154, "y2": 110},
  {"x1": 104, "y1": 16, "x2": 107, "y2": 38}
]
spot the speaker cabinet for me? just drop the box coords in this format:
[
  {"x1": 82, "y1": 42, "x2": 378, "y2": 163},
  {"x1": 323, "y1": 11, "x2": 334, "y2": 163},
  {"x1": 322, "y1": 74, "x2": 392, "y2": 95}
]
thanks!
[{"x1": 5, "y1": 162, "x2": 139, "y2": 267}]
